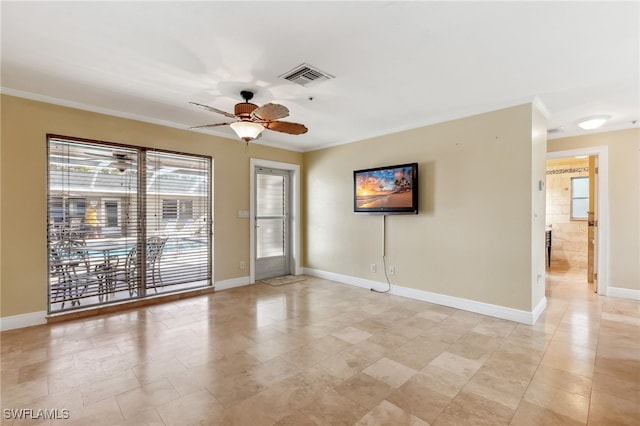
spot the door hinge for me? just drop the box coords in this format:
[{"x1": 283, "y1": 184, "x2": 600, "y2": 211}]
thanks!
[
  {"x1": 595, "y1": 167, "x2": 599, "y2": 174},
  {"x1": 594, "y1": 272, "x2": 598, "y2": 281},
  {"x1": 595, "y1": 220, "x2": 598, "y2": 227}
]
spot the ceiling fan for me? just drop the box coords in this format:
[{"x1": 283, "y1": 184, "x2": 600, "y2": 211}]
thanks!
[
  {"x1": 189, "y1": 90, "x2": 308, "y2": 142},
  {"x1": 87, "y1": 152, "x2": 135, "y2": 173}
]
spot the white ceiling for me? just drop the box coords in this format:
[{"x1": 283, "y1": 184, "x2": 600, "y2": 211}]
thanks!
[{"x1": 2, "y1": 1, "x2": 638, "y2": 152}]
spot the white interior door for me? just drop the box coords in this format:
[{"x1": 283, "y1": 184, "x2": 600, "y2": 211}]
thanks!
[{"x1": 255, "y1": 167, "x2": 290, "y2": 280}]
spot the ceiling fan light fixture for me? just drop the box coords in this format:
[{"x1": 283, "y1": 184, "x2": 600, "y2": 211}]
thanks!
[
  {"x1": 577, "y1": 115, "x2": 611, "y2": 130},
  {"x1": 230, "y1": 121, "x2": 265, "y2": 141}
]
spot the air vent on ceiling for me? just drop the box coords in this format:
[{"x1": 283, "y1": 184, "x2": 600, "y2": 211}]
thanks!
[{"x1": 280, "y1": 63, "x2": 334, "y2": 87}]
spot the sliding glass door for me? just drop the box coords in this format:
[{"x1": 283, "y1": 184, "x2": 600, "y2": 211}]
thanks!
[
  {"x1": 146, "y1": 151, "x2": 211, "y2": 293},
  {"x1": 47, "y1": 136, "x2": 212, "y2": 313}
]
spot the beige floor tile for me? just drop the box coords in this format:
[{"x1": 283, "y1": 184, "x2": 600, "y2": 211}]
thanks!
[
  {"x1": 65, "y1": 397, "x2": 125, "y2": 426},
  {"x1": 591, "y1": 369, "x2": 640, "y2": 404},
  {"x1": 115, "y1": 378, "x2": 180, "y2": 419},
  {"x1": 463, "y1": 370, "x2": 526, "y2": 410},
  {"x1": 414, "y1": 308, "x2": 451, "y2": 323},
  {"x1": 551, "y1": 328, "x2": 599, "y2": 351},
  {"x1": 248, "y1": 356, "x2": 300, "y2": 387},
  {"x1": 529, "y1": 364, "x2": 592, "y2": 399},
  {"x1": 279, "y1": 344, "x2": 331, "y2": 369},
  {"x1": 16, "y1": 354, "x2": 75, "y2": 384},
  {"x1": 510, "y1": 400, "x2": 584, "y2": 426},
  {"x1": 331, "y1": 326, "x2": 373, "y2": 344},
  {"x1": 362, "y1": 357, "x2": 417, "y2": 388},
  {"x1": 299, "y1": 389, "x2": 369, "y2": 426},
  {"x1": 305, "y1": 334, "x2": 351, "y2": 355},
  {"x1": 287, "y1": 366, "x2": 344, "y2": 394},
  {"x1": 47, "y1": 362, "x2": 109, "y2": 395},
  {"x1": 366, "y1": 332, "x2": 411, "y2": 351},
  {"x1": 345, "y1": 340, "x2": 389, "y2": 362},
  {"x1": 80, "y1": 369, "x2": 141, "y2": 406},
  {"x1": 472, "y1": 317, "x2": 517, "y2": 338},
  {"x1": 0, "y1": 376, "x2": 49, "y2": 407},
  {"x1": 447, "y1": 332, "x2": 501, "y2": 363},
  {"x1": 387, "y1": 372, "x2": 453, "y2": 424},
  {"x1": 235, "y1": 379, "x2": 311, "y2": 422},
  {"x1": 220, "y1": 399, "x2": 278, "y2": 426},
  {"x1": 273, "y1": 411, "x2": 318, "y2": 426},
  {"x1": 119, "y1": 408, "x2": 165, "y2": 426},
  {"x1": 386, "y1": 335, "x2": 450, "y2": 370},
  {"x1": 354, "y1": 400, "x2": 430, "y2": 426},
  {"x1": 420, "y1": 324, "x2": 468, "y2": 345},
  {"x1": 334, "y1": 372, "x2": 396, "y2": 409},
  {"x1": 540, "y1": 348, "x2": 595, "y2": 379},
  {"x1": 594, "y1": 356, "x2": 640, "y2": 384},
  {"x1": 1, "y1": 272, "x2": 638, "y2": 425},
  {"x1": 429, "y1": 351, "x2": 482, "y2": 380},
  {"x1": 244, "y1": 337, "x2": 298, "y2": 363},
  {"x1": 434, "y1": 391, "x2": 514, "y2": 426},
  {"x1": 204, "y1": 371, "x2": 267, "y2": 408},
  {"x1": 523, "y1": 376, "x2": 590, "y2": 423},
  {"x1": 318, "y1": 350, "x2": 374, "y2": 380},
  {"x1": 588, "y1": 389, "x2": 640, "y2": 426}
]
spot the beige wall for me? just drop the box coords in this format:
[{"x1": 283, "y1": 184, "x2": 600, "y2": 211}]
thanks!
[
  {"x1": 548, "y1": 128, "x2": 640, "y2": 291},
  {"x1": 303, "y1": 104, "x2": 544, "y2": 312},
  {"x1": 0, "y1": 95, "x2": 303, "y2": 318}
]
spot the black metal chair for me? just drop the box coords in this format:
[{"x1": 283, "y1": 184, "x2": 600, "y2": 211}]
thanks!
[
  {"x1": 146, "y1": 236, "x2": 167, "y2": 292},
  {"x1": 49, "y1": 239, "x2": 103, "y2": 308},
  {"x1": 109, "y1": 236, "x2": 167, "y2": 297}
]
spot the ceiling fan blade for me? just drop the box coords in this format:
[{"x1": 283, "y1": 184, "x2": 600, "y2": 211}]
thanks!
[
  {"x1": 189, "y1": 102, "x2": 236, "y2": 119},
  {"x1": 252, "y1": 103, "x2": 289, "y2": 121},
  {"x1": 188, "y1": 122, "x2": 235, "y2": 130},
  {"x1": 265, "y1": 120, "x2": 308, "y2": 135}
]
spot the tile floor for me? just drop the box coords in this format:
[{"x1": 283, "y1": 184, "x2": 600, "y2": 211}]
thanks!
[{"x1": 1, "y1": 268, "x2": 639, "y2": 425}]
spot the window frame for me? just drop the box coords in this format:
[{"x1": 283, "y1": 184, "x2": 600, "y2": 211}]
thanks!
[
  {"x1": 46, "y1": 134, "x2": 213, "y2": 313},
  {"x1": 570, "y1": 176, "x2": 589, "y2": 220}
]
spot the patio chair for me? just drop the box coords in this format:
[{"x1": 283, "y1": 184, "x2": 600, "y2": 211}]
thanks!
[
  {"x1": 146, "y1": 236, "x2": 167, "y2": 292},
  {"x1": 107, "y1": 245, "x2": 139, "y2": 297},
  {"x1": 109, "y1": 236, "x2": 167, "y2": 296},
  {"x1": 49, "y1": 239, "x2": 103, "y2": 308}
]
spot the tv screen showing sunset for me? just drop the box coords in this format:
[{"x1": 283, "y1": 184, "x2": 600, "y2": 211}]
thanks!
[{"x1": 355, "y1": 165, "x2": 414, "y2": 209}]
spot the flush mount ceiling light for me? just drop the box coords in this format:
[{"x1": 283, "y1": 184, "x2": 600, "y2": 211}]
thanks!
[{"x1": 577, "y1": 115, "x2": 611, "y2": 130}]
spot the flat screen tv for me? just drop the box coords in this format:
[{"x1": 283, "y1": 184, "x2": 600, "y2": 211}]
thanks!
[{"x1": 354, "y1": 163, "x2": 418, "y2": 214}]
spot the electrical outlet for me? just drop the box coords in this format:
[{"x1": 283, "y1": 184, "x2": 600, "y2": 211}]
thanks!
[
  {"x1": 370, "y1": 263, "x2": 377, "y2": 273},
  {"x1": 388, "y1": 266, "x2": 395, "y2": 275},
  {"x1": 240, "y1": 260, "x2": 245, "y2": 270}
]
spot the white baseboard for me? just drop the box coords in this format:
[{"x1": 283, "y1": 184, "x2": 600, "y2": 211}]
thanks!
[
  {"x1": 608, "y1": 286, "x2": 640, "y2": 301},
  {"x1": 531, "y1": 296, "x2": 547, "y2": 323},
  {"x1": 303, "y1": 268, "x2": 544, "y2": 325},
  {"x1": 214, "y1": 276, "x2": 251, "y2": 291},
  {"x1": 0, "y1": 311, "x2": 47, "y2": 331}
]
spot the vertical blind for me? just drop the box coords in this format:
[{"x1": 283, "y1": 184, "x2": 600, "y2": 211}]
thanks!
[
  {"x1": 47, "y1": 137, "x2": 212, "y2": 313},
  {"x1": 146, "y1": 151, "x2": 211, "y2": 290}
]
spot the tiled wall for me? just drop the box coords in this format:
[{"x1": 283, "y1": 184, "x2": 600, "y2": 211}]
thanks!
[{"x1": 545, "y1": 158, "x2": 590, "y2": 271}]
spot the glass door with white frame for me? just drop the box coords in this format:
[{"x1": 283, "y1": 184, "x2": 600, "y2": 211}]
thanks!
[{"x1": 255, "y1": 167, "x2": 290, "y2": 280}]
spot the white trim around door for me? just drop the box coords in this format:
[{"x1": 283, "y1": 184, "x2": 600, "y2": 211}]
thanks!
[{"x1": 249, "y1": 159, "x2": 301, "y2": 284}]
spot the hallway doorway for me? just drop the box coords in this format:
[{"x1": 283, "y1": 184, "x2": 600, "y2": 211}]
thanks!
[
  {"x1": 546, "y1": 146, "x2": 609, "y2": 296},
  {"x1": 545, "y1": 157, "x2": 593, "y2": 285}
]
